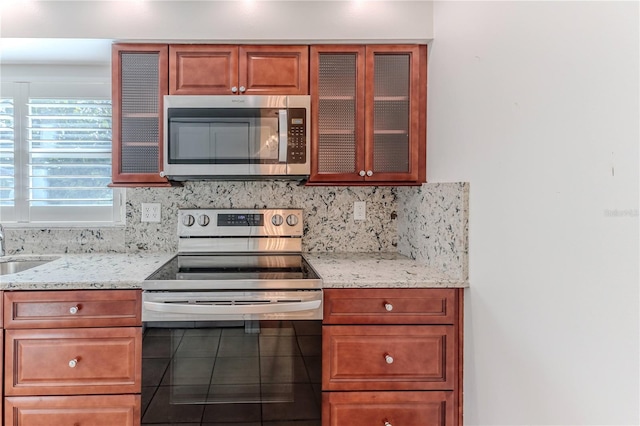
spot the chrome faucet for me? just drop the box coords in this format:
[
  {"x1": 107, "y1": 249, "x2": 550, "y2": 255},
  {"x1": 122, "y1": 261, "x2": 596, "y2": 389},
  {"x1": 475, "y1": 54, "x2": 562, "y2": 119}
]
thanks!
[{"x1": 0, "y1": 223, "x2": 4, "y2": 256}]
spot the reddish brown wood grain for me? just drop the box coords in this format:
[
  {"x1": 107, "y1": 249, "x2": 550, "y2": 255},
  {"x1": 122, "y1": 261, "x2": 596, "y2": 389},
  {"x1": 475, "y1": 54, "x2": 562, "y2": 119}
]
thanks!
[
  {"x1": 5, "y1": 394, "x2": 141, "y2": 426},
  {"x1": 4, "y1": 290, "x2": 142, "y2": 329}
]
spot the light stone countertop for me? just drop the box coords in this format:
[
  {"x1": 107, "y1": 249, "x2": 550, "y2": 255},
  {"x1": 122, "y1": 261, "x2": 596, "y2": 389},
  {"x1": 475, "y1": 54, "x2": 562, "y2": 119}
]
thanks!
[
  {"x1": 0, "y1": 253, "x2": 175, "y2": 290},
  {"x1": 0, "y1": 252, "x2": 468, "y2": 290},
  {"x1": 304, "y1": 252, "x2": 468, "y2": 288}
]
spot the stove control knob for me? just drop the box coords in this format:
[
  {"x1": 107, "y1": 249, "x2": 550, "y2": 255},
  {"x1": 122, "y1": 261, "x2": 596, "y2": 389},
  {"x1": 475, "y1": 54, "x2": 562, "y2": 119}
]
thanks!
[
  {"x1": 271, "y1": 214, "x2": 284, "y2": 226},
  {"x1": 182, "y1": 214, "x2": 195, "y2": 227},
  {"x1": 197, "y1": 214, "x2": 210, "y2": 227},
  {"x1": 286, "y1": 214, "x2": 299, "y2": 226}
]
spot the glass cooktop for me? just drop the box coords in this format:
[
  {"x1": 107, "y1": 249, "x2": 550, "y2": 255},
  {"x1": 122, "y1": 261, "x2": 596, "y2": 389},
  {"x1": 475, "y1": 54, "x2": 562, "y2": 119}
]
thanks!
[{"x1": 144, "y1": 254, "x2": 322, "y2": 290}]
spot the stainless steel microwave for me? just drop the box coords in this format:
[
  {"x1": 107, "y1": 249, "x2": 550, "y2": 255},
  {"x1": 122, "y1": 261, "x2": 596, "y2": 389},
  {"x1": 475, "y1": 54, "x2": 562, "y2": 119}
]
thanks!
[{"x1": 161, "y1": 95, "x2": 310, "y2": 180}]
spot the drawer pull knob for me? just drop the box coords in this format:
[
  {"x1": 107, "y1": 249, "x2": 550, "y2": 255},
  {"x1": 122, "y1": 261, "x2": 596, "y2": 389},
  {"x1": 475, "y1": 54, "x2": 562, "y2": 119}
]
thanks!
[
  {"x1": 384, "y1": 303, "x2": 393, "y2": 312},
  {"x1": 69, "y1": 306, "x2": 79, "y2": 315},
  {"x1": 384, "y1": 354, "x2": 394, "y2": 364},
  {"x1": 68, "y1": 358, "x2": 78, "y2": 368},
  {"x1": 384, "y1": 422, "x2": 393, "y2": 426}
]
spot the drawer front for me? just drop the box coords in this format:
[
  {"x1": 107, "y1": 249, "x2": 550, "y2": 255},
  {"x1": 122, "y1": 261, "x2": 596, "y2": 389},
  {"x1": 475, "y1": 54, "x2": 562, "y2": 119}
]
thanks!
[
  {"x1": 5, "y1": 394, "x2": 141, "y2": 426},
  {"x1": 323, "y1": 288, "x2": 457, "y2": 325},
  {"x1": 322, "y1": 391, "x2": 454, "y2": 426},
  {"x1": 4, "y1": 290, "x2": 142, "y2": 329},
  {"x1": 323, "y1": 325, "x2": 455, "y2": 391},
  {"x1": 5, "y1": 327, "x2": 141, "y2": 396}
]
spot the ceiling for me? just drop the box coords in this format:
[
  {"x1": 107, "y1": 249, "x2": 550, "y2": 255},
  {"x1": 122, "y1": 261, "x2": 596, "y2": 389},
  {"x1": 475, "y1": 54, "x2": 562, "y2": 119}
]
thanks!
[{"x1": 0, "y1": 38, "x2": 113, "y2": 65}]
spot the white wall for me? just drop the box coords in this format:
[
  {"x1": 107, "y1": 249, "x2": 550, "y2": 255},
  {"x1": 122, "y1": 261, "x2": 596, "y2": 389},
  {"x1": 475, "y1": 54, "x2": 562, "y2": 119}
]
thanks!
[
  {"x1": 0, "y1": 0, "x2": 433, "y2": 42},
  {"x1": 428, "y1": 1, "x2": 639, "y2": 424}
]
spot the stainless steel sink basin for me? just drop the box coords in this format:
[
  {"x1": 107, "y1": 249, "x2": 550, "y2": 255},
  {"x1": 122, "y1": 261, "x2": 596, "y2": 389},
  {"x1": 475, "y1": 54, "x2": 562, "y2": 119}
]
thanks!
[{"x1": 0, "y1": 258, "x2": 56, "y2": 275}]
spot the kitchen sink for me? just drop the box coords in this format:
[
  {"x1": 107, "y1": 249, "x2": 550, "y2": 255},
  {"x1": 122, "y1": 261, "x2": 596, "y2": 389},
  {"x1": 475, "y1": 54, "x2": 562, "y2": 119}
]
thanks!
[{"x1": 0, "y1": 258, "x2": 58, "y2": 275}]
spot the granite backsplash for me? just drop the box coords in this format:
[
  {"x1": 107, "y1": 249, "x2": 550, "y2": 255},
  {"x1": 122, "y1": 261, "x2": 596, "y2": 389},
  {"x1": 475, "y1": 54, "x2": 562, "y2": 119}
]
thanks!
[{"x1": 4, "y1": 182, "x2": 468, "y2": 279}]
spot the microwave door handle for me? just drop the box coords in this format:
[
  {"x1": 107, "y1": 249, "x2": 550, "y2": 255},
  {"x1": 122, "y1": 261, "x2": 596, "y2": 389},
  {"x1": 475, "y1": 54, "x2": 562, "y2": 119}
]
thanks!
[{"x1": 278, "y1": 109, "x2": 288, "y2": 163}]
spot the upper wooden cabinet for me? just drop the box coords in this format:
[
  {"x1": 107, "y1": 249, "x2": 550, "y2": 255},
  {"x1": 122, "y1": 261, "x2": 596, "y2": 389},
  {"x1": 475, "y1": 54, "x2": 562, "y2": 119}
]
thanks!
[
  {"x1": 308, "y1": 45, "x2": 427, "y2": 185},
  {"x1": 169, "y1": 45, "x2": 309, "y2": 95},
  {"x1": 111, "y1": 44, "x2": 170, "y2": 187}
]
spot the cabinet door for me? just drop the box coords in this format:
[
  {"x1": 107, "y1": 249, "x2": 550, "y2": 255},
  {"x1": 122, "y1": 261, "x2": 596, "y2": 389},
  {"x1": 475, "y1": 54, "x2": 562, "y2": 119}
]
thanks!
[
  {"x1": 309, "y1": 45, "x2": 366, "y2": 183},
  {"x1": 239, "y1": 45, "x2": 309, "y2": 95},
  {"x1": 365, "y1": 45, "x2": 422, "y2": 183},
  {"x1": 5, "y1": 327, "x2": 141, "y2": 396},
  {"x1": 323, "y1": 391, "x2": 454, "y2": 426},
  {"x1": 111, "y1": 44, "x2": 170, "y2": 186},
  {"x1": 169, "y1": 45, "x2": 239, "y2": 95},
  {"x1": 322, "y1": 325, "x2": 456, "y2": 391},
  {"x1": 5, "y1": 394, "x2": 140, "y2": 426}
]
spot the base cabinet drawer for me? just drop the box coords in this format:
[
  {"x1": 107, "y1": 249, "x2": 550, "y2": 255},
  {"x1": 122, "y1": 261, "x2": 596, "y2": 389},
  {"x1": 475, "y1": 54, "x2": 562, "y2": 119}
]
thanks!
[
  {"x1": 5, "y1": 327, "x2": 141, "y2": 396},
  {"x1": 323, "y1": 288, "x2": 457, "y2": 325},
  {"x1": 4, "y1": 290, "x2": 142, "y2": 329},
  {"x1": 322, "y1": 391, "x2": 454, "y2": 426},
  {"x1": 323, "y1": 325, "x2": 456, "y2": 391},
  {"x1": 5, "y1": 394, "x2": 141, "y2": 426}
]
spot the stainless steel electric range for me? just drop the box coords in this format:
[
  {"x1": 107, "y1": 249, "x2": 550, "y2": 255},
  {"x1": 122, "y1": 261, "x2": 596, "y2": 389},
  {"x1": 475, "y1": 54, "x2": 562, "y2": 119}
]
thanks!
[{"x1": 141, "y1": 209, "x2": 322, "y2": 425}]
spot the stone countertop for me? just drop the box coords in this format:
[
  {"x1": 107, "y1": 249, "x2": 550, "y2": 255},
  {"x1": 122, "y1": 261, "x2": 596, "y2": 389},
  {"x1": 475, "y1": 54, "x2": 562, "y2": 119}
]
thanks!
[
  {"x1": 304, "y1": 252, "x2": 468, "y2": 288},
  {"x1": 0, "y1": 253, "x2": 175, "y2": 290},
  {"x1": 0, "y1": 252, "x2": 468, "y2": 290}
]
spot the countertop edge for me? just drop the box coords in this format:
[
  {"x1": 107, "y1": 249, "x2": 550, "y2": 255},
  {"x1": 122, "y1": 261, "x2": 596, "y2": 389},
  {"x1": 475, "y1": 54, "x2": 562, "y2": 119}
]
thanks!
[{"x1": 0, "y1": 252, "x2": 469, "y2": 290}]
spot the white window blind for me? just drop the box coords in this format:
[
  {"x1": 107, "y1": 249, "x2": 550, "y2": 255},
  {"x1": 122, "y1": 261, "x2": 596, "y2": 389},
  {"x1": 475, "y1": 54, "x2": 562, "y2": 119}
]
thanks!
[
  {"x1": 0, "y1": 98, "x2": 14, "y2": 209},
  {"x1": 0, "y1": 81, "x2": 122, "y2": 224}
]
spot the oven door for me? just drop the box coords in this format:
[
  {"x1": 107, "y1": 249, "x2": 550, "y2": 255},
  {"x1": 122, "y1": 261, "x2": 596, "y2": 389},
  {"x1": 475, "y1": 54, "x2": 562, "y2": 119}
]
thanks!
[{"x1": 141, "y1": 290, "x2": 322, "y2": 425}]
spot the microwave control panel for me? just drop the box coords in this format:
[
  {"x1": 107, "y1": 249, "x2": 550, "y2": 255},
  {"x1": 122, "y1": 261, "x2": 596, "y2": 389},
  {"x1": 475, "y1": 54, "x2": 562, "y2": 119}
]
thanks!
[{"x1": 287, "y1": 108, "x2": 307, "y2": 164}]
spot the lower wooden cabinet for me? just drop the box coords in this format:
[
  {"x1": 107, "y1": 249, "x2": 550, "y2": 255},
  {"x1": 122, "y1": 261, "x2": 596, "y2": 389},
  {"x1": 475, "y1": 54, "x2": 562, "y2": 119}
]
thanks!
[
  {"x1": 322, "y1": 288, "x2": 463, "y2": 426},
  {"x1": 4, "y1": 394, "x2": 140, "y2": 426},
  {"x1": 323, "y1": 391, "x2": 454, "y2": 426},
  {"x1": 2, "y1": 290, "x2": 143, "y2": 426}
]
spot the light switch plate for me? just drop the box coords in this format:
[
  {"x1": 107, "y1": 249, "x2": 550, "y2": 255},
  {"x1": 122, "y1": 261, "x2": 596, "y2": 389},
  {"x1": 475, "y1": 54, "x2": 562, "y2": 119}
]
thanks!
[{"x1": 354, "y1": 201, "x2": 366, "y2": 221}]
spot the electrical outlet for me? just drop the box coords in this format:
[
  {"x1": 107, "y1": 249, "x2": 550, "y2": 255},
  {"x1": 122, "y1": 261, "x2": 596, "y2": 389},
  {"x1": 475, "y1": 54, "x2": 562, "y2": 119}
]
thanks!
[
  {"x1": 141, "y1": 203, "x2": 161, "y2": 223},
  {"x1": 354, "y1": 201, "x2": 366, "y2": 221}
]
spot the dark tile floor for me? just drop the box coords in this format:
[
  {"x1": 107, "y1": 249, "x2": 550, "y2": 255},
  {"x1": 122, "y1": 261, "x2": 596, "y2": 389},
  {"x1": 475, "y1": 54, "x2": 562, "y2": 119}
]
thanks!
[{"x1": 142, "y1": 321, "x2": 322, "y2": 426}]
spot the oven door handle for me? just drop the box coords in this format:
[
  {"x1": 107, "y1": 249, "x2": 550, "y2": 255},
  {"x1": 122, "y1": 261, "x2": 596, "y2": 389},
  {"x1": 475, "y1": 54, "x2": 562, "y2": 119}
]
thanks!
[{"x1": 143, "y1": 299, "x2": 321, "y2": 315}]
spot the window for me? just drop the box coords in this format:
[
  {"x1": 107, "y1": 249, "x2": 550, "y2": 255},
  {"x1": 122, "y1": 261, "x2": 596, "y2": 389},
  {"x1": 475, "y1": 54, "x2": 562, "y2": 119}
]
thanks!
[{"x1": 0, "y1": 81, "x2": 123, "y2": 224}]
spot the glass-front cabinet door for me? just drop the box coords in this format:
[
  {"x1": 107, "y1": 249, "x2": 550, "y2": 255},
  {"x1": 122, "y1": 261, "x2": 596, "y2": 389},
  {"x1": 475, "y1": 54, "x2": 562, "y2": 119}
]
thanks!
[
  {"x1": 111, "y1": 44, "x2": 170, "y2": 186},
  {"x1": 366, "y1": 45, "x2": 421, "y2": 183},
  {"x1": 310, "y1": 46, "x2": 365, "y2": 183},
  {"x1": 309, "y1": 45, "x2": 425, "y2": 185}
]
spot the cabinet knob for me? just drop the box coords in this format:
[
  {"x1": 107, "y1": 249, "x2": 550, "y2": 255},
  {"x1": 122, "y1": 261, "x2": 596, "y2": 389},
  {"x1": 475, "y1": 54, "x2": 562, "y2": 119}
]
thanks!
[
  {"x1": 366, "y1": 170, "x2": 373, "y2": 177},
  {"x1": 68, "y1": 358, "x2": 78, "y2": 368},
  {"x1": 384, "y1": 422, "x2": 393, "y2": 426},
  {"x1": 384, "y1": 354, "x2": 394, "y2": 364},
  {"x1": 69, "y1": 306, "x2": 79, "y2": 315},
  {"x1": 359, "y1": 170, "x2": 366, "y2": 177},
  {"x1": 384, "y1": 302, "x2": 393, "y2": 312},
  {"x1": 239, "y1": 86, "x2": 246, "y2": 93},
  {"x1": 231, "y1": 86, "x2": 238, "y2": 93},
  {"x1": 159, "y1": 171, "x2": 166, "y2": 178}
]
